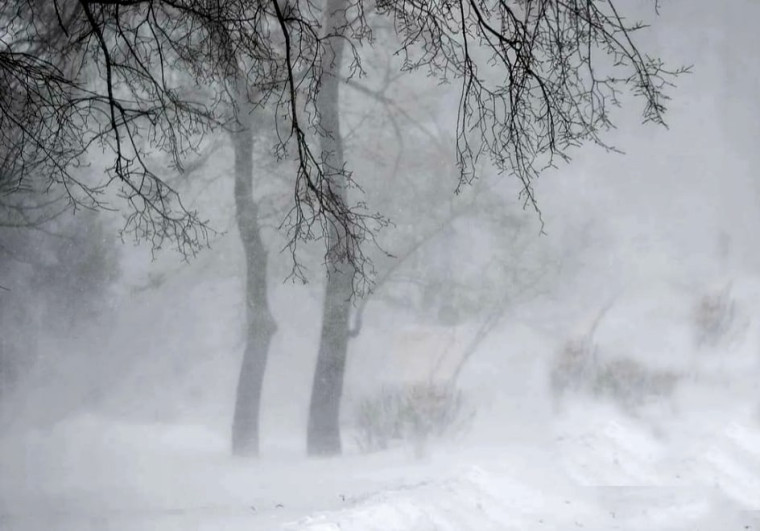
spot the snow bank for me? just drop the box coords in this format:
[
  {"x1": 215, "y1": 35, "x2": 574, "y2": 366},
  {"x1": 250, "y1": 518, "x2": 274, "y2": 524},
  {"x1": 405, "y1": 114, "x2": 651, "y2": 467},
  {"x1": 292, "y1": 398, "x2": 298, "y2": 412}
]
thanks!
[
  {"x1": 286, "y1": 456, "x2": 758, "y2": 531},
  {"x1": 286, "y1": 463, "x2": 597, "y2": 531}
]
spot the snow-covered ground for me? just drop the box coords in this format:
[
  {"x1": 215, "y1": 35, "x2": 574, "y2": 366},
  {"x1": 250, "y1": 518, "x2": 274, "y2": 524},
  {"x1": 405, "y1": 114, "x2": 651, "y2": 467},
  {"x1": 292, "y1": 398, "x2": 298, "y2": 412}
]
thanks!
[
  {"x1": 5, "y1": 2, "x2": 760, "y2": 527},
  {"x1": 2, "y1": 369, "x2": 759, "y2": 530},
  {"x1": 1, "y1": 423, "x2": 758, "y2": 531},
  {"x1": 4, "y1": 236, "x2": 760, "y2": 531},
  {"x1": 3, "y1": 271, "x2": 760, "y2": 531},
  {"x1": 3, "y1": 278, "x2": 760, "y2": 530}
]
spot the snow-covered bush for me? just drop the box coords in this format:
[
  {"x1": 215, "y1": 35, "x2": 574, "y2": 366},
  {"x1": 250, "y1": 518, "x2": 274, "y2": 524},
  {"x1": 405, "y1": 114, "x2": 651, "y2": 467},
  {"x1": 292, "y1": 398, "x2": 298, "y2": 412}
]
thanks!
[
  {"x1": 550, "y1": 338, "x2": 681, "y2": 414},
  {"x1": 354, "y1": 382, "x2": 473, "y2": 456}
]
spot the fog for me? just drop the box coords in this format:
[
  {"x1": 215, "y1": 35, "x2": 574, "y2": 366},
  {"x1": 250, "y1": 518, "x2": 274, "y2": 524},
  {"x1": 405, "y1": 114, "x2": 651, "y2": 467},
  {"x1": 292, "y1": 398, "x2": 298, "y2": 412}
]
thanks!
[{"x1": 1, "y1": 1, "x2": 760, "y2": 529}]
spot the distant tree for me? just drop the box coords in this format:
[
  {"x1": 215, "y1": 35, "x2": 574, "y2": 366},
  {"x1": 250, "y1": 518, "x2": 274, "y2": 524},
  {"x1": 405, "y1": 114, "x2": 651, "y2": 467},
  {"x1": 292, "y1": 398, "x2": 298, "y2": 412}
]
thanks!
[{"x1": 0, "y1": 207, "x2": 119, "y2": 420}]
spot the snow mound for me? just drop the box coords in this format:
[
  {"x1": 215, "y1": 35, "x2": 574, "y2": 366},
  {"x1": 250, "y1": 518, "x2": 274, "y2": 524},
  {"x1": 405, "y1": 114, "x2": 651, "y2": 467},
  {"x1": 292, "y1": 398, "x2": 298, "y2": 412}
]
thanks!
[
  {"x1": 285, "y1": 458, "x2": 757, "y2": 531},
  {"x1": 286, "y1": 464, "x2": 598, "y2": 531}
]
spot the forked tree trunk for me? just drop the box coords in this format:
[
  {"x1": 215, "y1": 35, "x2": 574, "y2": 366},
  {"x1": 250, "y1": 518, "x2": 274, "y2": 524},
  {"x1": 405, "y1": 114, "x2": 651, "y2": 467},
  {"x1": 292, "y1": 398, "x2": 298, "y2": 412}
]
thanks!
[
  {"x1": 307, "y1": 0, "x2": 353, "y2": 456},
  {"x1": 231, "y1": 94, "x2": 277, "y2": 457}
]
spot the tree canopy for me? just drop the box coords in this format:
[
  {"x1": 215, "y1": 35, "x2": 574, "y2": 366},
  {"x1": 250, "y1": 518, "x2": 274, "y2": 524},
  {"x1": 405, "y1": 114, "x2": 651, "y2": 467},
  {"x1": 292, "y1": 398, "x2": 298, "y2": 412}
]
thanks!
[{"x1": 1, "y1": 0, "x2": 683, "y2": 270}]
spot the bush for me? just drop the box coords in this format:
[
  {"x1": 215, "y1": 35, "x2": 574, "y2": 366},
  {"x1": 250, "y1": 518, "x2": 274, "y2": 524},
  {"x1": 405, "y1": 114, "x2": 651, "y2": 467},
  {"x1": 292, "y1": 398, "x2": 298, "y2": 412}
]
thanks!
[
  {"x1": 550, "y1": 337, "x2": 680, "y2": 414},
  {"x1": 354, "y1": 382, "x2": 473, "y2": 457}
]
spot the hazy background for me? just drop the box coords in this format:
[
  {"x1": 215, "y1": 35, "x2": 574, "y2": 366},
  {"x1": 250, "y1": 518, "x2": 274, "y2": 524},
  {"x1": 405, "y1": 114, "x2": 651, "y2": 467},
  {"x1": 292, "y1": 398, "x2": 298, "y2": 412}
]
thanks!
[{"x1": 1, "y1": 0, "x2": 759, "y2": 528}]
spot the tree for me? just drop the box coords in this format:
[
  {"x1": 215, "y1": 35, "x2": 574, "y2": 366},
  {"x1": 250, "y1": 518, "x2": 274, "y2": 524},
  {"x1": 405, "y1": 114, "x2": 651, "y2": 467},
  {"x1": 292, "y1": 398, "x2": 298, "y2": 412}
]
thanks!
[
  {"x1": 306, "y1": 0, "x2": 356, "y2": 456},
  {"x1": 1, "y1": 0, "x2": 368, "y2": 456},
  {"x1": 228, "y1": 73, "x2": 278, "y2": 457},
  {"x1": 302, "y1": 0, "x2": 684, "y2": 455},
  {"x1": 0, "y1": 0, "x2": 374, "y2": 258},
  {"x1": 1, "y1": 1, "x2": 208, "y2": 253}
]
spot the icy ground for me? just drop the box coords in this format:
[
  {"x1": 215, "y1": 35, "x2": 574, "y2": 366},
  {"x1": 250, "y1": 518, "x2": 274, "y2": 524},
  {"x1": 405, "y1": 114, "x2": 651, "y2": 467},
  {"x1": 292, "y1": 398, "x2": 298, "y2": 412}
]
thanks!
[{"x1": 1, "y1": 399, "x2": 759, "y2": 531}]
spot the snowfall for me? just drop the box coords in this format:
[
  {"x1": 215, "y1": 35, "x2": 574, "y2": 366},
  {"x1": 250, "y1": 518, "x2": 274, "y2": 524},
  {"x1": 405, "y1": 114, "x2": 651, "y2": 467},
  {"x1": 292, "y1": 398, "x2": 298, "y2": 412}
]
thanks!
[{"x1": 3, "y1": 1, "x2": 760, "y2": 528}]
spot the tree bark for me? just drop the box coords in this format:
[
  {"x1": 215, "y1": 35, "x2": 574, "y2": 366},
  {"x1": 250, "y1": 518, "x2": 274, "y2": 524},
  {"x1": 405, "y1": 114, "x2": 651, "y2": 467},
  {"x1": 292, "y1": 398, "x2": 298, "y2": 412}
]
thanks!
[
  {"x1": 307, "y1": 0, "x2": 353, "y2": 456},
  {"x1": 230, "y1": 93, "x2": 277, "y2": 457}
]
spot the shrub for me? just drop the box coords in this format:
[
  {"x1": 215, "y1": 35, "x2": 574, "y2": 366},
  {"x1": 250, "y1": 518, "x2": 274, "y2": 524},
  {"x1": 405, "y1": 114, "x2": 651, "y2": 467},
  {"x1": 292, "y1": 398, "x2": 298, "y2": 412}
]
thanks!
[
  {"x1": 550, "y1": 337, "x2": 680, "y2": 414},
  {"x1": 354, "y1": 382, "x2": 473, "y2": 456}
]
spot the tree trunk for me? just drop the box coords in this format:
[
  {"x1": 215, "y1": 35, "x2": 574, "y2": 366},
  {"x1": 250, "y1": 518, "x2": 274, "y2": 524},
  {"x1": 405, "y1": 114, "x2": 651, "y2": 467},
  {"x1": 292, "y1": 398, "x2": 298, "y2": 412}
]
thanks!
[
  {"x1": 307, "y1": 0, "x2": 353, "y2": 456},
  {"x1": 230, "y1": 95, "x2": 277, "y2": 457}
]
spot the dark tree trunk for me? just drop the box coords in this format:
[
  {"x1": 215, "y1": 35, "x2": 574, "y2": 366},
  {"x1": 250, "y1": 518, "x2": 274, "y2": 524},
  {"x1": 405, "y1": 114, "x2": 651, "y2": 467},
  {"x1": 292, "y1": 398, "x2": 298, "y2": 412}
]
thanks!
[
  {"x1": 307, "y1": 0, "x2": 353, "y2": 456},
  {"x1": 230, "y1": 95, "x2": 276, "y2": 457},
  {"x1": 307, "y1": 260, "x2": 353, "y2": 455}
]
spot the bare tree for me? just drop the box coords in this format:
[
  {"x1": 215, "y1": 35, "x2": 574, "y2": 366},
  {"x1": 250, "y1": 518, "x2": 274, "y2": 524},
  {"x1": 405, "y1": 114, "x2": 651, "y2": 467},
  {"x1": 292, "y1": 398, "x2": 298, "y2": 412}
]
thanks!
[
  {"x1": 305, "y1": 0, "x2": 357, "y2": 456},
  {"x1": 1, "y1": 1, "x2": 364, "y2": 455},
  {"x1": 1, "y1": 0, "x2": 378, "y2": 258},
  {"x1": 381, "y1": 0, "x2": 685, "y2": 205},
  {"x1": 2, "y1": 0, "x2": 683, "y2": 274},
  {"x1": 301, "y1": 0, "x2": 683, "y2": 455},
  {"x1": 2, "y1": 1, "x2": 212, "y2": 253},
  {"x1": 227, "y1": 77, "x2": 278, "y2": 457}
]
